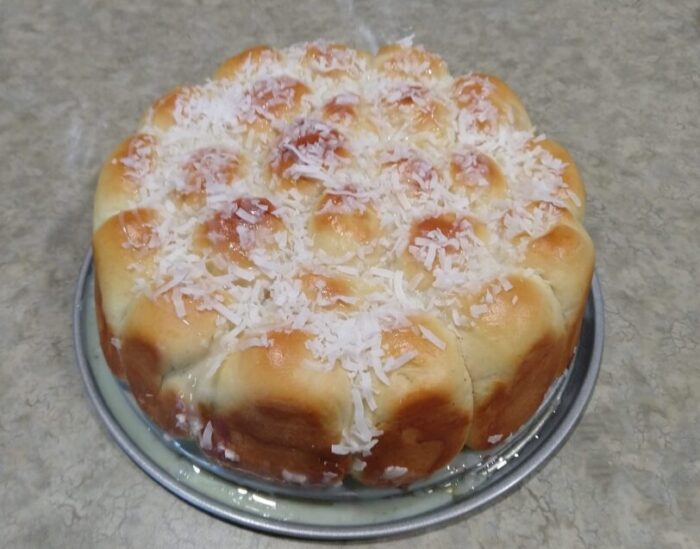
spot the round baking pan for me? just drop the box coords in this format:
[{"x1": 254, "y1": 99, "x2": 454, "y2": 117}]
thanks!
[{"x1": 73, "y1": 249, "x2": 604, "y2": 540}]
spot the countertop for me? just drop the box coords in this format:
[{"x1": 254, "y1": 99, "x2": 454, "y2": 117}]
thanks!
[{"x1": 1, "y1": 1, "x2": 698, "y2": 547}]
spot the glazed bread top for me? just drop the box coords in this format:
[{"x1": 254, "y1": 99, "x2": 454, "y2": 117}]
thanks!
[{"x1": 93, "y1": 39, "x2": 593, "y2": 462}]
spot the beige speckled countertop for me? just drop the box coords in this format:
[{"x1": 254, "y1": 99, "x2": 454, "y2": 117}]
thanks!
[{"x1": 1, "y1": 1, "x2": 698, "y2": 547}]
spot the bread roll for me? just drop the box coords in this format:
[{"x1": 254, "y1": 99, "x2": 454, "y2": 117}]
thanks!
[
  {"x1": 197, "y1": 329, "x2": 353, "y2": 484},
  {"x1": 359, "y1": 314, "x2": 473, "y2": 486}
]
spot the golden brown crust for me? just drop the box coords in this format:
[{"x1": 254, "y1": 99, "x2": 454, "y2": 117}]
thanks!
[
  {"x1": 178, "y1": 146, "x2": 242, "y2": 207},
  {"x1": 148, "y1": 86, "x2": 193, "y2": 131},
  {"x1": 92, "y1": 207, "x2": 218, "y2": 435},
  {"x1": 301, "y1": 43, "x2": 371, "y2": 78},
  {"x1": 359, "y1": 315, "x2": 472, "y2": 486},
  {"x1": 362, "y1": 392, "x2": 471, "y2": 485},
  {"x1": 198, "y1": 403, "x2": 352, "y2": 484},
  {"x1": 523, "y1": 213, "x2": 595, "y2": 367},
  {"x1": 94, "y1": 273, "x2": 124, "y2": 378},
  {"x1": 375, "y1": 44, "x2": 448, "y2": 80},
  {"x1": 92, "y1": 208, "x2": 158, "y2": 333},
  {"x1": 452, "y1": 73, "x2": 532, "y2": 132},
  {"x1": 193, "y1": 197, "x2": 285, "y2": 268},
  {"x1": 120, "y1": 335, "x2": 186, "y2": 435},
  {"x1": 269, "y1": 118, "x2": 350, "y2": 192},
  {"x1": 93, "y1": 134, "x2": 157, "y2": 230},
  {"x1": 310, "y1": 190, "x2": 381, "y2": 260},
  {"x1": 530, "y1": 138, "x2": 586, "y2": 219},
  {"x1": 213, "y1": 45, "x2": 283, "y2": 81},
  {"x1": 380, "y1": 84, "x2": 449, "y2": 138},
  {"x1": 449, "y1": 151, "x2": 507, "y2": 201},
  {"x1": 299, "y1": 272, "x2": 356, "y2": 310},
  {"x1": 198, "y1": 330, "x2": 353, "y2": 483},
  {"x1": 458, "y1": 273, "x2": 567, "y2": 449},
  {"x1": 398, "y1": 213, "x2": 489, "y2": 290},
  {"x1": 467, "y1": 329, "x2": 565, "y2": 450},
  {"x1": 119, "y1": 293, "x2": 217, "y2": 435},
  {"x1": 380, "y1": 149, "x2": 443, "y2": 196},
  {"x1": 245, "y1": 76, "x2": 310, "y2": 133}
]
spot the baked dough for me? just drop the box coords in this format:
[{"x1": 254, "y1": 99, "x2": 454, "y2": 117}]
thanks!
[{"x1": 93, "y1": 40, "x2": 594, "y2": 487}]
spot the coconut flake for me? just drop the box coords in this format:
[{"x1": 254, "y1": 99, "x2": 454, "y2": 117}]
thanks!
[
  {"x1": 395, "y1": 34, "x2": 415, "y2": 47},
  {"x1": 282, "y1": 470, "x2": 308, "y2": 483},
  {"x1": 487, "y1": 434, "x2": 503, "y2": 445},
  {"x1": 200, "y1": 421, "x2": 214, "y2": 450},
  {"x1": 223, "y1": 448, "x2": 240, "y2": 462},
  {"x1": 470, "y1": 304, "x2": 489, "y2": 319},
  {"x1": 418, "y1": 324, "x2": 446, "y2": 350},
  {"x1": 382, "y1": 465, "x2": 408, "y2": 479},
  {"x1": 385, "y1": 350, "x2": 418, "y2": 372},
  {"x1": 238, "y1": 335, "x2": 271, "y2": 350}
]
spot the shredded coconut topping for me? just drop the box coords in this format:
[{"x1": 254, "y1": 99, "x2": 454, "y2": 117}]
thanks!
[
  {"x1": 115, "y1": 40, "x2": 572, "y2": 457},
  {"x1": 382, "y1": 465, "x2": 409, "y2": 479}
]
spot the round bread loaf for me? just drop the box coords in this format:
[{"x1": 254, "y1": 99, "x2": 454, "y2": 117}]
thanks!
[{"x1": 93, "y1": 40, "x2": 594, "y2": 487}]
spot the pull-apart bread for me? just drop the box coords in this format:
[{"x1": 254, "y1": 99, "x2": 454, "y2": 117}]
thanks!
[{"x1": 93, "y1": 41, "x2": 594, "y2": 487}]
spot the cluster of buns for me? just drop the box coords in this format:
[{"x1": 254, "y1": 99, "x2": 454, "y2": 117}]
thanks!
[{"x1": 93, "y1": 40, "x2": 594, "y2": 487}]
